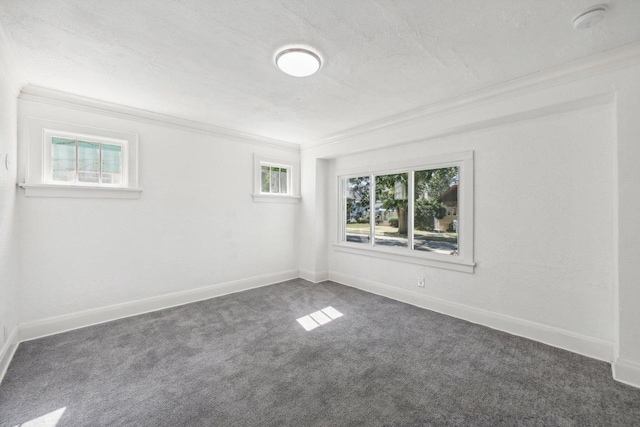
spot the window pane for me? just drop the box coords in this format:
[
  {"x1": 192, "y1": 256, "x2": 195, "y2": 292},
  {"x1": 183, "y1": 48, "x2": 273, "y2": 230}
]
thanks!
[
  {"x1": 280, "y1": 168, "x2": 288, "y2": 194},
  {"x1": 77, "y1": 141, "x2": 100, "y2": 183},
  {"x1": 261, "y1": 165, "x2": 270, "y2": 192},
  {"x1": 345, "y1": 176, "x2": 371, "y2": 244},
  {"x1": 414, "y1": 167, "x2": 459, "y2": 255},
  {"x1": 374, "y1": 173, "x2": 409, "y2": 248},
  {"x1": 270, "y1": 167, "x2": 280, "y2": 193},
  {"x1": 51, "y1": 137, "x2": 76, "y2": 182},
  {"x1": 101, "y1": 144, "x2": 122, "y2": 184}
]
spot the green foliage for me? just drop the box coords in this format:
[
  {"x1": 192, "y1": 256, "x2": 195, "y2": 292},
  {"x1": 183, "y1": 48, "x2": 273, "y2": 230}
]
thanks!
[
  {"x1": 415, "y1": 198, "x2": 447, "y2": 230},
  {"x1": 415, "y1": 167, "x2": 458, "y2": 200},
  {"x1": 346, "y1": 176, "x2": 371, "y2": 221},
  {"x1": 376, "y1": 173, "x2": 409, "y2": 234},
  {"x1": 346, "y1": 167, "x2": 458, "y2": 235},
  {"x1": 414, "y1": 167, "x2": 457, "y2": 231},
  {"x1": 376, "y1": 173, "x2": 408, "y2": 211}
]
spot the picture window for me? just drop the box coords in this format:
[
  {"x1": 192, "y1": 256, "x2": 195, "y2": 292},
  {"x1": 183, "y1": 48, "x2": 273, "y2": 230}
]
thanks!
[{"x1": 337, "y1": 152, "x2": 474, "y2": 272}]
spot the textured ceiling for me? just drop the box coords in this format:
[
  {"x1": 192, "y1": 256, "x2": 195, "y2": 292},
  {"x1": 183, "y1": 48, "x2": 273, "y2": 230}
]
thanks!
[{"x1": 1, "y1": 0, "x2": 640, "y2": 144}]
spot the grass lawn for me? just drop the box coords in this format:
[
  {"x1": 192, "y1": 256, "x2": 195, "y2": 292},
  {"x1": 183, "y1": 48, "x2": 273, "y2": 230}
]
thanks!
[{"x1": 346, "y1": 223, "x2": 457, "y2": 242}]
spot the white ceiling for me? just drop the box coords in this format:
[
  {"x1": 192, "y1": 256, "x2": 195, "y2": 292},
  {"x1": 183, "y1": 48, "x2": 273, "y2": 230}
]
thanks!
[{"x1": 1, "y1": 1, "x2": 640, "y2": 144}]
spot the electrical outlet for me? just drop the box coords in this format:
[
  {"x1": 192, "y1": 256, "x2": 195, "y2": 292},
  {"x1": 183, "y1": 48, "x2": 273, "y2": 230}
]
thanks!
[{"x1": 417, "y1": 277, "x2": 425, "y2": 287}]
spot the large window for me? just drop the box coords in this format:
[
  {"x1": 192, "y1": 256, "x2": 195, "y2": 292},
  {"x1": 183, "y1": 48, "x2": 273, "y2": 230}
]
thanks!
[{"x1": 338, "y1": 152, "x2": 474, "y2": 272}]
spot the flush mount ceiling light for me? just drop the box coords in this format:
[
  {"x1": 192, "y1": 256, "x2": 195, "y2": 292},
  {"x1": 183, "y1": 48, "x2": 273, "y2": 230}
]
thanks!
[
  {"x1": 572, "y1": 5, "x2": 608, "y2": 29},
  {"x1": 275, "y1": 48, "x2": 321, "y2": 77}
]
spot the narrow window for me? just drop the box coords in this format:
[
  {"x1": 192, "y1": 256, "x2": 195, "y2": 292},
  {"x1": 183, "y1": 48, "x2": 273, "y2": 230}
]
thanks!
[
  {"x1": 51, "y1": 137, "x2": 76, "y2": 183},
  {"x1": 101, "y1": 144, "x2": 122, "y2": 185},
  {"x1": 77, "y1": 141, "x2": 100, "y2": 184},
  {"x1": 374, "y1": 172, "x2": 409, "y2": 248},
  {"x1": 344, "y1": 176, "x2": 371, "y2": 244},
  {"x1": 414, "y1": 166, "x2": 459, "y2": 255}
]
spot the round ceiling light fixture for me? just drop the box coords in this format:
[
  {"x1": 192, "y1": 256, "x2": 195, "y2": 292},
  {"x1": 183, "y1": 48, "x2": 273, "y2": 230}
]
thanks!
[
  {"x1": 275, "y1": 48, "x2": 321, "y2": 77},
  {"x1": 572, "y1": 5, "x2": 608, "y2": 30}
]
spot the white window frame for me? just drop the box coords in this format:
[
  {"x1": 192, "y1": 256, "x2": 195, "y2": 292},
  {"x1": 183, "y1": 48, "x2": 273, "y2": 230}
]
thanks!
[
  {"x1": 19, "y1": 118, "x2": 141, "y2": 199},
  {"x1": 252, "y1": 154, "x2": 300, "y2": 203},
  {"x1": 335, "y1": 151, "x2": 475, "y2": 273}
]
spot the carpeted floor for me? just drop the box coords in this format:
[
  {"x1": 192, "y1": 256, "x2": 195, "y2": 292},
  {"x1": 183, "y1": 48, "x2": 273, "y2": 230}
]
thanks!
[{"x1": 1, "y1": 279, "x2": 639, "y2": 426}]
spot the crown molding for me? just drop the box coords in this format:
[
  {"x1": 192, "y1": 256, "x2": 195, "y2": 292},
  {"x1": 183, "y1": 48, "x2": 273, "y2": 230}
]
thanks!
[
  {"x1": 0, "y1": 21, "x2": 27, "y2": 96},
  {"x1": 302, "y1": 41, "x2": 640, "y2": 152},
  {"x1": 19, "y1": 85, "x2": 301, "y2": 152}
]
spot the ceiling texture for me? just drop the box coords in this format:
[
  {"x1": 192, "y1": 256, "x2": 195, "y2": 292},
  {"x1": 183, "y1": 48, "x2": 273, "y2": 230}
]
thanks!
[{"x1": 1, "y1": 0, "x2": 640, "y2": 144}]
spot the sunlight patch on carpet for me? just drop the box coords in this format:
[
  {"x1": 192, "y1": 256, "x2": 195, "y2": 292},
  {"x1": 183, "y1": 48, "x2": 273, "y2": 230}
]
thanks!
[{"x1": 297, "y1": 306, "x2": 343, "y2": 331}]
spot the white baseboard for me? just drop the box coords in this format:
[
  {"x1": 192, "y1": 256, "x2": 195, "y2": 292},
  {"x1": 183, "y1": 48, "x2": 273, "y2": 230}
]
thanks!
[
  {"x1": 329, "y1": 271, "x2": 613, "y2": 362},
  {"x1": 0, "y1": 325, "x2": 19, "y2": 385},
  {"x1": 4, "y1": 270, "x2": 622, "y2": 388},
  {"x1": 19, "y1": 269, "x2": 299, "y2": 342},
  {"x1": 299, "y1": 269, "x2": 329, "y2": 283},
  {"x1": 613, "y1": 358, "x2": 640, "y2": 388}
]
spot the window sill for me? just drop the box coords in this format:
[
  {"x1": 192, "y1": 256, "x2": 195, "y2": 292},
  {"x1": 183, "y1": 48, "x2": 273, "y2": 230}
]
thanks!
[
  {"x1": 251, "y1": 193, "x2": 301, "y2": 203},
  {"x1": 19, "y1": 183, "x2": 143, "y2": 199},
  {"x1": 332, "y1": 243, "x2": 475, "y2": 273}
]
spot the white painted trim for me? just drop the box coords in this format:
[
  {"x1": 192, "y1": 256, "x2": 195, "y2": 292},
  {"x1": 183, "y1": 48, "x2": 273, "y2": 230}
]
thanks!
[
  {"x1": 252, "y1": 154, "x2": 301, "y2": 201},
  {"x1": 0, "y1": 326, "x2": 19, "y2": 385},
  {"x1": 613, "y1": 359, "x2": 640, "y2": 389},
  {"x1": 335, "y1": 150, "x2": 474, "y2": 178},
  {"x1": 333, "y1": 244, "x2": 475, "y2": 273},
  {"x1": 251, "y1": 194, "x2": 301, "y2": 203},
  {"x1": 22, "y1": 117, "x2": 141, "y2": 191},
  {"x1": 303, "y1": 42, "x2": 640, "y2": 151},
  {"x1": 612, "y1": 93, "x2": 620, "y2": 363},
  {"x1": 19, "y1": 269, "x2": 299, "y2": 342},
  {"x1": 19, "y1": 86, "x2": 300, "y2": 152},
  {"x1": 19, "y1": 183, "x2": 143, "y2": 199},
  {"x1": 299, "y1": 269, "x2": 329, "y2": 283},
  {"x1": 329, "y1": 271, "x2": 613, "y2": 362}
]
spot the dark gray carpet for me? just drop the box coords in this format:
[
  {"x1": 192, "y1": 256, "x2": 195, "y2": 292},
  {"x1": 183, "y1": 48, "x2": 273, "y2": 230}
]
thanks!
[{"x1": 1, "y1": 279, "x2": 639, "y2": 426}]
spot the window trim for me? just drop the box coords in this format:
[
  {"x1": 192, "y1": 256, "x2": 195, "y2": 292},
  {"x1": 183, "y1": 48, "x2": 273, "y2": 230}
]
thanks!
[
  {"x1": 19, "y1": 118, "x2": 141, "y2": 199},
  {"x1": 252, "y1": 154, "x2": 300, "y2": 203},
  {"x1": 335, "y1": 151, "x2": 474, "y2": 273}
]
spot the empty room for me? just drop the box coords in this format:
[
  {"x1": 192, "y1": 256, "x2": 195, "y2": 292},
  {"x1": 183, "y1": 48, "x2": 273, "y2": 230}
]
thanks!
[{"x1": 1, "y1": 1, "x2": 640, "y2": 426}]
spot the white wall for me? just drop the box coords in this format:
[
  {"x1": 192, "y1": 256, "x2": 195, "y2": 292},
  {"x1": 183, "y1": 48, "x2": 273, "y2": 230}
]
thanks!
[
  {"x1": 16, "y1": 96, "x2": 300, "y2": 324},
  {"x1": 329, "y1": 104, "x2": 614, "y2": 343},
  {"x1": 298, "y1": 157, "x2": 329, "y2": 282},
  {"x1": 299, "y1": 51, "x2": 640, "y2": 386},
  {"x1": 0, "y1": 23, "x2": 22, "y2": 365},
  {"x1": 615, "y1": 71, "x2": 640, "y2": 386},
  {"x1": 0, "y1": 53, "x2": 19, "y2": 349}
]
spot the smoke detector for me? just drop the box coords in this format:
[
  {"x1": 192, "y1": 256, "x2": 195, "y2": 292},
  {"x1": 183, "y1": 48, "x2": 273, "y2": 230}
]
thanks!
[{"x1": 573, "y1": 5, "x2": 608, "y2": 29}]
